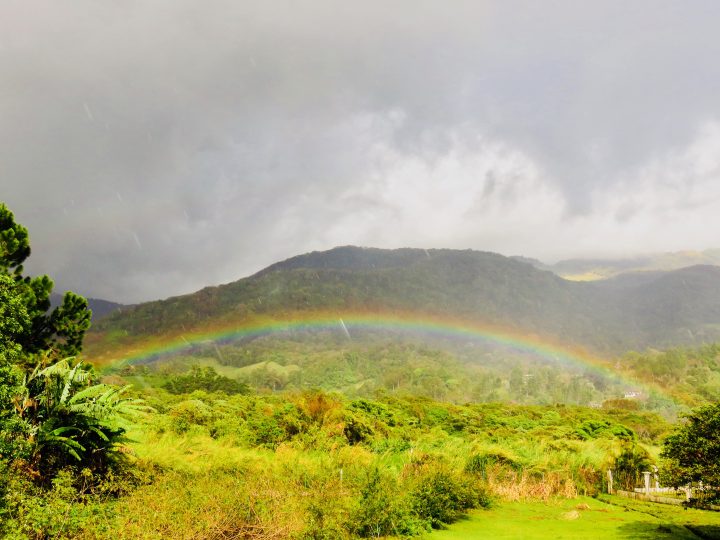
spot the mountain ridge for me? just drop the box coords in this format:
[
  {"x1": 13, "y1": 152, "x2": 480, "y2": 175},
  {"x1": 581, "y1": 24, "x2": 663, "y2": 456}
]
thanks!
[
  {"x1": 87, "y1": 246, "x2": 720, "y2": 358},
  {"x1": 541, "y1": 249, "x2": 720, "y2": 281}
]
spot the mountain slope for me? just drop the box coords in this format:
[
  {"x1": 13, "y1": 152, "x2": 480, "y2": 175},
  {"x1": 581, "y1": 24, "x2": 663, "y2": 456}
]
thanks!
[{"x1": 89, "y1": 246, "x2": 720, "y2": 356}]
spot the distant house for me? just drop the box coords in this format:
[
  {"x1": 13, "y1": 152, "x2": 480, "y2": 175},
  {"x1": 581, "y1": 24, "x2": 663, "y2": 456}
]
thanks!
[{"x1": 623, "y1": 390, "x2": 645, "y2": 400}]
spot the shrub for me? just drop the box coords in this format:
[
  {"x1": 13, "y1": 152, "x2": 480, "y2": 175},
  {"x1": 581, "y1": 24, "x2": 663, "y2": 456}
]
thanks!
[
  {"x1": 0, "y1": 468, "x2": 98, "y2": 539},
  {"x1": 465, "y1": 451, "x2": 521, "y2": 478},
  {"x1": 408, "y1": 467, "x2": 491, "y2": 528},
  {"x1": 348, "y1": 468, "x2": 426, "y2": 538},
  {"x1": 343, "y1": 411, "x2": 375, "y2": 445},
  {"x1": 574, "y1": 419, "x2": 634, "y2": 441},
  {"x1": 168, "y1": 399, "x2": 214, "y2": 433},
  {"x1": 163, "y1": 366, "x2": 249, "y2": 395},
  {"x1": 614, "y1": 444, "x2": 652, "y2": 490}
]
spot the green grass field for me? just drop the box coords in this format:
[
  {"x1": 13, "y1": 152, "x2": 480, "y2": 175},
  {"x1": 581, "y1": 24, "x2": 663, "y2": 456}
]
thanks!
[{"x1": 426, "y1": 496, "x2": 720, "y2": 540}]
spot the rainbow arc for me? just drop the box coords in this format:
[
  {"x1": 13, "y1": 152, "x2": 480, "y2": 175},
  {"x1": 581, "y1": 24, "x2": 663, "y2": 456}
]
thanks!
[{"x1": 95, "y1": 310, "x2": 673, "y2": 401}]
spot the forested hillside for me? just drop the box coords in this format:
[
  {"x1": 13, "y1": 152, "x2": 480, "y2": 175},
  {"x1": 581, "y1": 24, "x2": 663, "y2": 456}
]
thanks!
[{"x1": 90, "y1": 246, "x2": 720, "y2": 355}]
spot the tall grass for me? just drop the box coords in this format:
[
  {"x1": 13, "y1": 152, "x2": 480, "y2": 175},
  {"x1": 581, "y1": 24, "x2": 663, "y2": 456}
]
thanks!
[{"x1": 2, "y1": 391, "x2": 668, "y2": 539}]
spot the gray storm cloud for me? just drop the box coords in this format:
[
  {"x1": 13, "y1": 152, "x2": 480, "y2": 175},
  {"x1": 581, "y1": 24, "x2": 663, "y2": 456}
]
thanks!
[{"x1": 2, "y1": 0, "x2": 720, "y2": 302}]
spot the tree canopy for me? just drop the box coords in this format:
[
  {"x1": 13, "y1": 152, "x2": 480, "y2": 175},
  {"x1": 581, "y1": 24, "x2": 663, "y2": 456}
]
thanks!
[
  {"x1": 661, "y1": 402, "x2": 720, "y2": 494},
  {"x1": 0, "y1": 203, "x2": 91, "y2": 357}
]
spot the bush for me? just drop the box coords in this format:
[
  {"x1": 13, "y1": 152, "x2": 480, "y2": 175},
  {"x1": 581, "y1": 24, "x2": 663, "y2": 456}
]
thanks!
[
  {"x1": 408, "y1": 467, "x2": 491, "y2": 528},
  {"x1": 168, "y1": 399, "x2": 215, "y2": 433},
  {"x1": 465, "y1": 451, "x2": 521, "y2": 478},
  {"x1": 348, "y1": 468, "x2": 427, "y2": 538},
  {"x1": 343, "y1": 411, "x2": 375, "y2": 445},
  {"x1": 614, "y1": 444, "x2": 652, "y2": 490},
  {"x1": 0, "y1": 468, "x2": 98, "y2": 539},
  {"x1": 574, "y1": 420, "x2": 634, "y2": 441},
  {"x1": 164, "y1": 366, "x2": 249, "y2": 395}
]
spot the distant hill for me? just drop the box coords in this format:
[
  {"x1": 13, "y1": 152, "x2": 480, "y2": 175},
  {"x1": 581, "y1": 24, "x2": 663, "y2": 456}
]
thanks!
[
  {"x1": 542, "y1": 249, "x2": 720, "y2": 281},
  {"x1": 50, "y1": 293, "x2": 125, "y2": 321},
  {"x1": 88, "y1": 246, "x2": 720, "y2": 357}
]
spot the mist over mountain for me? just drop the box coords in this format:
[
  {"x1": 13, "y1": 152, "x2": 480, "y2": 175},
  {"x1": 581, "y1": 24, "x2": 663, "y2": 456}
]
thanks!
[
  {"x1": 539, "y1": 249, "x2": 720, "y2": 281},
  {"x1": 89, "y1": 246, "x2": 720, "y2": 356}
]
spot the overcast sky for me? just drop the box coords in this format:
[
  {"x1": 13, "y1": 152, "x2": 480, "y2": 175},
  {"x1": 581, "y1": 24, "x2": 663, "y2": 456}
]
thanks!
[{"x1": 3, "y1": 1, "x2": 720, "y2": 302}]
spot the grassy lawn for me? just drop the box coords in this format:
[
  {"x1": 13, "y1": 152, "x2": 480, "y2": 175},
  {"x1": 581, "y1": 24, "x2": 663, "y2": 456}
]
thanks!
[{"x1": 425, "y1": 496, "x2": 720, "y2": 539}]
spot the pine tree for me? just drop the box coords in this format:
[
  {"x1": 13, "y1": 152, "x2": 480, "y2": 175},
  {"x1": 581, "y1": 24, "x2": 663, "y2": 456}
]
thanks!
[{"x1": 0, "y1": 203, "x2": 90, "y2": 357}]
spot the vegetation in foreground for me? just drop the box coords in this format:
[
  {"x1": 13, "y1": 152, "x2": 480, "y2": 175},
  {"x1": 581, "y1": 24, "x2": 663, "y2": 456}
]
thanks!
[{"x1": 0, "y1": 385, "x2": 669, "y2": 538}]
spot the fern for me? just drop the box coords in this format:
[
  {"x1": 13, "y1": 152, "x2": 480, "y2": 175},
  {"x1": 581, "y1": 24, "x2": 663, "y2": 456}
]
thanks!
[{"x1": 12, "y1": 356, "x2": 151, "y2": 477}]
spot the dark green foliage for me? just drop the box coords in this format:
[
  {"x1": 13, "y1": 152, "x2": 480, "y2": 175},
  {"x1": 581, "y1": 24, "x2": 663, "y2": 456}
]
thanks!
[
  {"x1": 44, "y1": 291, "x2": 92, "y2": 357},
  {"x1": 0, "y1": 203, "x2": 30, "y2": 277},
  {"x1": 243, "y1": 402, "x2": 306, "y2": 448},
  {"x1": 409, "y1": 467, "x2": 491, "y2": 528},
  {"x1": 0, "y1": 274, "x2": 30, "y2": 360},
  {"x1": 349, "y1": 468, "x2": 426, "y2": 538},
  {"x1": 0, "y1": 203, "x2": 91, "y2": 357},
  {"x1": 0, "y1": 275, "x2": 29, "y2": 458},
  {"x1": 342, "y1": 411, "x2": 375, "y2": 445},
  {"x1": 163, "y1": 365, "x2": 249, "y2": 395},
  {"x1": 574, "y1": 420, "x2": 635, "y2": 441},
  {"x1": 16, "y1": 357, "x2": 147, "y2": 479},
  {"x1": 661, "y1": 402, "x2": 720, "y2": 497},
  {"x1": 465, "y1": 452, "x2": 520, "y2": 478},
  {"x1": 18, "y1": 278, "x2": 91, "y2": 357},
  {"x1": 614, "y1": 445, "x2": 652, "y2": 491}
]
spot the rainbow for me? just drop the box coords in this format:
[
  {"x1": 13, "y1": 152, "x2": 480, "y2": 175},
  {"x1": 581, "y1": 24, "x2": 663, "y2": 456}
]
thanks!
[{"x1": 93, "y1": 310, "x2": 675, "y2": 401}]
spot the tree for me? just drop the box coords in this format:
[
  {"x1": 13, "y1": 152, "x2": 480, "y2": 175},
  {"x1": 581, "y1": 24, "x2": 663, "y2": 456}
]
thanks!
[
  {"x1": 0, "y1": 202, "x2": 145, "y2": 481},
  {"x1": 0, "y1": 274, "x2": 30, "y2": 363},
  {"x1": 661, "y1": 403, "x2": 720, "y2": 496},
  {"x1": 0, "y1": 204, "x2": 30, "y2": 277},
  {"x1": 0, "y1": 203, "x2": 90, "y2": 357},
  {"x1": 0, "y1": 274, "x2": 30, "y2": 457}
]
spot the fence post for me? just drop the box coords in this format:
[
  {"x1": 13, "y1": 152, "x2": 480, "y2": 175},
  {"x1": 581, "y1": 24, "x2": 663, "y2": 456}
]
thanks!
[
  {"x1": 607, "y1": 469, "x2": 613, "y2": 494},
  {"x1": 652, "y1": 466, "x2": 659, "y2": 490},
  {"x1": 643, "y1": 471, "x2": 651, "y2": 495}
]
